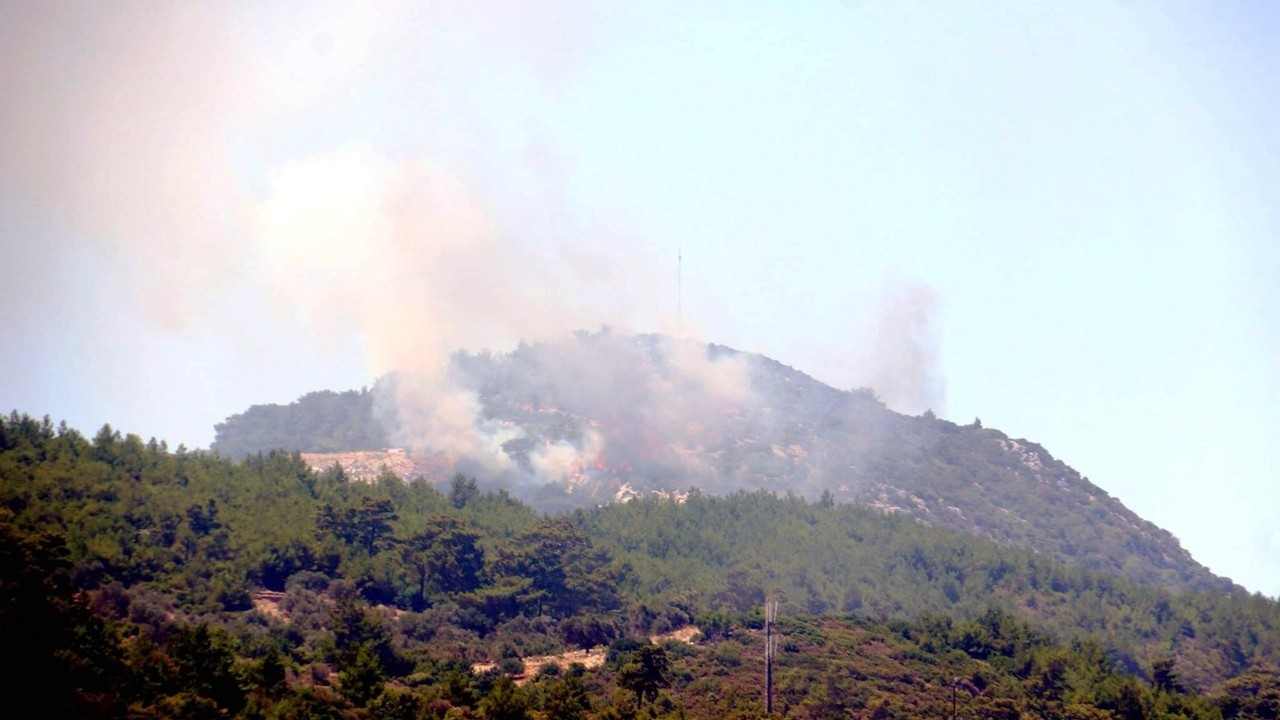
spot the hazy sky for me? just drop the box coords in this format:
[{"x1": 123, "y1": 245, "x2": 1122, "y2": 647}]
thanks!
[{"x1": 2, "y1": 2, "x2": 1277, "y2": 596}]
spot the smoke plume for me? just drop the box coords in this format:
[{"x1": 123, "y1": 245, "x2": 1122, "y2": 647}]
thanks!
[
  {"x1": 830, "y1": 283, "x2": 946, "y2": 416},
  {"x1": 0, "y1": 2, "x2": 651, "y2": 459},
  {"x1": 863, "y1": 283, "x2": 946, "y2": 415},
  {"x1": 2, "y1": 2, "x2": 937, "y2": 491},
  {"x1": 424, "y1": 331, "x2": 758, "y2": 490}
]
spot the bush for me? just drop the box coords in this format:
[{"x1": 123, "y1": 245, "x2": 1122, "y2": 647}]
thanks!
[
  {"x1": 606, "y1": 636, "x2": 647, "y2": 667},
  {"x1": 559, "y1": 614, "x2": 620, "y2": 649},
  {"x1": 286, "y1": 570, "x2": 331, "y2": 593}
]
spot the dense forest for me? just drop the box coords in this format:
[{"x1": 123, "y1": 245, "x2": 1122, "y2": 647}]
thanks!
[
  {"x1": 212, "y1": 389, "x2": 389, "y2": 460},
  {"x1": 3, "y1": 411, "x2": 1278, "y2": 719}
]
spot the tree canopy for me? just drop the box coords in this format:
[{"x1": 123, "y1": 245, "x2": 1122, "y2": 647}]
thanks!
[{"x1": 2, "y1": 410, "x2": 1278, "y2": 719}]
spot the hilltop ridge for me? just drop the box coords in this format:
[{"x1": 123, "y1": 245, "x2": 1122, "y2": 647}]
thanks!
[{"x1": 213, "y1": 332, "x2": 1228, "y2": 592}]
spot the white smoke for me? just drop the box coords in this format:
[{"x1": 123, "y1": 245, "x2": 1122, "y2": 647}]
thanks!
[
  {"x1": 1, "y1": 2, "x2": 940, "y2": 483},
  {"x1": 826, "y1": 282, "x2": 946, "y2": 416},
  {"x1": 459, "y1": 332, "x2": 757, "y2": 485},
  {"x1": 252, "y1": 141, "x2": 652, "y2": 473},
  {"x1": 864, "y1": 283, "x2": 946, "y2": 415}
]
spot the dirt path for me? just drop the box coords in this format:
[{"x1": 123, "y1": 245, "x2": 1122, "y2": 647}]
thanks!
[
  {"x1": 651, "y1": 625, "x2": 700, "y2": 645},
  {"x1": 252, "y1": 590, "x2": 288, "y2": 623},
  {"x1": 470, "y1": 625, "x2": 701, "y2": 685}
]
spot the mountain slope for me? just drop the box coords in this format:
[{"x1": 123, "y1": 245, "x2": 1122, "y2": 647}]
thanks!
[
  {"x1": 3, "y1": 410, "x2": 1277, "y2": 713},
  {"x1": 213, "y1": 331, "x2": 1227, "y2": 591},
  {"x1": 212, "y1": 388, "x2": 388, "y2": 459}
]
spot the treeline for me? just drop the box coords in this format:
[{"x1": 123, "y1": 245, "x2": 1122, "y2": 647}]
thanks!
[
  {"x1": 211, "y1": 388, "x2": 389, "y2": 459},
  {"x1": 6, "y1": 523, "x2": 1278, "y2": 720},
  {"x1": 583, "y1": 492, "x2": 1280, "y2": 689},
  {"x1": 2, "y1": 412, "x2": 1279, "y2": 719}
]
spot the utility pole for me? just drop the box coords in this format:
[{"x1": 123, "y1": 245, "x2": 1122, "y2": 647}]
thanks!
[
  {"x1": 765, "y1": 599, "x2": 778, "y2": 715},
  {"x1": 951, "y1": 677, "x2": 959, "y2": 720}
]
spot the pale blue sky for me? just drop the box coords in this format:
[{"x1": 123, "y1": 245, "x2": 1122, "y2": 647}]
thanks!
[{"x1": 1, "y1": 1, "x2": 1276, "y2": 595}]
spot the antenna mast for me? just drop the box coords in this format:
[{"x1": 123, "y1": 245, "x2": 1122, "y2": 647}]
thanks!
[{"x1": 677, "y1": 247, "x2": 683, "y2": 338}]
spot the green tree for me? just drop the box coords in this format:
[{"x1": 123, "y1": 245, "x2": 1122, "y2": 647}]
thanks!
[
  {"x1": 185, "y1": 499, "x2": 220, "y2": 535},
  {"x1": 618, "y1": 644, "x2": 670, "y2": 705},
  {"x1": 402, "y1": 515, "x2": 485, "y2": 608},
  {"x1": 1215, "y1": 665, "x2": 1280, "y2": 719},
  {"x1": 332, "y1": 599, "x2": 397, "y2": 672},
  {"x1": 819, "y1": 489, "x2": 835, "y2": 508},
  {"x1": 92, "y1": 423, "x2": 121, "y2": 463},
  {"x1": 255, "y1": 646, "x2": 287, "y2": 696},
  {"x1": 496, "y1": 517, "x2": 601, "y2": 617},
  {"x1": 543, "y1": 673, "x2": 591, "y2": 720},
  {"x1": 1152, "y1": 656, "x2": 1186, "y2": 694},
  {"x1": 499, "y1": 515, "x2": 619, "y2": 617},
  {"x1": 367, "y1": 688, "x2": 427, "y2": 720},
  {"x1": 479, "y1": 675, "x2": 530, "y2": 720},
  {"x1": 168, "y1": 624, "x2": 246, "y2": 715},
  {"x1": 316, "y1": 498, "x2": 398, "y2": 555},
  {"x1": 339, "y1": 643, "x2": 385, "y2": 708},
  {"x1": 450, "y1": 473, "x2": 480, "y2": 508},
  {"x1": 0, "y1": 523, "x2": 129, "y2": 717},
  {"x1": 351, "y1": 498, "x2": 398, "y2": 555}
]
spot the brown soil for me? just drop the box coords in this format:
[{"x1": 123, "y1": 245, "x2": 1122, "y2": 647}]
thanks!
[
  {"x1": 470, "y1": 625, "x2": 701, "y2": 686},
  {"x1": 651, "y1": 624, "x2": 701, "y2": 645},
  {"x1": 252, "y1": 590, "x2": 288, "y2": 623}
]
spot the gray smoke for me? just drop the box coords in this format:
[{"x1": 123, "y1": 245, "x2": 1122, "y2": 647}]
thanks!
[
  {"x1": 859, "y1": 283, "x2": 946, "y2": 415},
  {"x1": 379, "y1": 331, "x2": 757, "y2": 490}
]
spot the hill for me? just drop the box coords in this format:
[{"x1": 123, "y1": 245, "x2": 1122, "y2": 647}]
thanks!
[
  {"x1": 212, "y1": 388, "x2": 389, "y2": 459},
  {"x1": 2, "y1": 411, "x2": 1278, "y2": 718},
  {"x1": 214, "y1": 331, "x2": 1226, "y2": 592}
]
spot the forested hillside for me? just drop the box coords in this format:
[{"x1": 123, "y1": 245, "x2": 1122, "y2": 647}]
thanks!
[
  {"x1": 212, "y1": 389, "x2": 388, "y2": 460},
  {"x1": 3, "y1": 411, "x2": 1278, "y2": 718},
  {"x1": 213, "y1": 333, "x2": 1226, "y2": 593}
]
